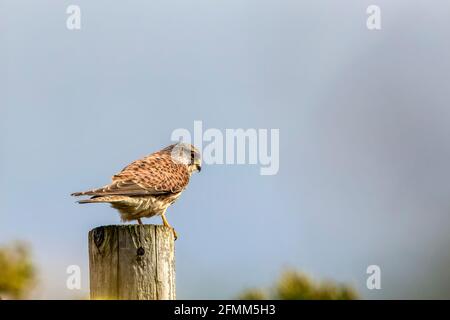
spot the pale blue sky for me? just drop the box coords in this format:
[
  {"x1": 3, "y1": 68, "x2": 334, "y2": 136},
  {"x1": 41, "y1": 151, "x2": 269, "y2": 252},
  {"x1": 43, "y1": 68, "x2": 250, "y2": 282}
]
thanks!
[{"x1": 1, "y1": 0, "x2": 450, "y2": 299}]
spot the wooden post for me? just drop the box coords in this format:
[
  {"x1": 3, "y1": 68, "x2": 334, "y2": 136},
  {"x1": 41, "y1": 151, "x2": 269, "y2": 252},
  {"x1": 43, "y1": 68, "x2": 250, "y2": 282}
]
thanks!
[{"x1": 88, "y1": 225, "x2": 175, "y2": 300}]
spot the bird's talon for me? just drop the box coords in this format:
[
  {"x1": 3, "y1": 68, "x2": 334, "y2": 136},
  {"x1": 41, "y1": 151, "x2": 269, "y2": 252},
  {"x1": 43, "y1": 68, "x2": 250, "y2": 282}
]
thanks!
[{"x1": 172, "y1": 228, "x2": 178, "y2": 241}]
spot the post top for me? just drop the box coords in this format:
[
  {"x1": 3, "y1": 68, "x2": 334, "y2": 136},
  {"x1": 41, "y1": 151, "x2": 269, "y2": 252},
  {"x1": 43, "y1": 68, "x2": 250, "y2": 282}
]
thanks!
[{"x1": 89, "y1": 224, "x2": 172, "y2": 232}]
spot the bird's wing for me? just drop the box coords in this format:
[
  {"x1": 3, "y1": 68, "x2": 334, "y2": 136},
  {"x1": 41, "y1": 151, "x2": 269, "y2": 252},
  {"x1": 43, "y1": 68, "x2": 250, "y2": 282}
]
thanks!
[{"x1": 72, "y1": 153, "x2": 190, "y2": 197}]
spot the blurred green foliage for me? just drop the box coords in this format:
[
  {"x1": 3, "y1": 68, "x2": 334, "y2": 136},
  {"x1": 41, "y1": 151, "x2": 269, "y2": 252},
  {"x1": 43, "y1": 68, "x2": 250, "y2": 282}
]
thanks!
[
  {"x1": 0, "y1": 242, "x2": 36, "y2": 299},
  {"x1": 238, "y1": 269, "x2": 358, "y2": 300}
]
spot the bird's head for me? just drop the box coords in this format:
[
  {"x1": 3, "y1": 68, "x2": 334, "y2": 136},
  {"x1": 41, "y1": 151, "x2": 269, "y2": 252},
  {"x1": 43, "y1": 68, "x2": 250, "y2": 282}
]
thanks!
[{"x1": 165, "y1": 143, "x2": 202, "y2": 174}]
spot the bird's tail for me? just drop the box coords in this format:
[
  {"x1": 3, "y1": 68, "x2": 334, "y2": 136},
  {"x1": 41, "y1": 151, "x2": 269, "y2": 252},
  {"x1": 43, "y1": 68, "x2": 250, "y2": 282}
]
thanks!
[
  {"x1": 71, "y1": 187, "x2": 106, "y2": 197},
  {"x1": 77, "y1": 198, "x2": 104, "y2": 204},
  {"x1": 75, "y1": 195, "x2": 129, "y2": 204}
]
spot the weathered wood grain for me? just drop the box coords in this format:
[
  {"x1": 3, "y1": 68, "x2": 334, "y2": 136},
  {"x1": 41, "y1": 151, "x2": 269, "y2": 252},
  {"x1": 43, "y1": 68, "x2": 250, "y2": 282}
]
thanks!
[{"x1": 88, "y1": 225, "x2": 175, "y2": 300}]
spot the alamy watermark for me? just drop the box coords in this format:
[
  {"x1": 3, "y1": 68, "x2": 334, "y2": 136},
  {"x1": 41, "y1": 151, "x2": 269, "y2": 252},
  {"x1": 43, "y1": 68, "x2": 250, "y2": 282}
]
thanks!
[
  {"x1": 366, "y1": 265, "x2": 381, "y2": 290},
  {"x1": 66, "y1": 5, "x2": 81, "y2": 30},
  {"x1": 66, "y1": 265, "x2": 81, "y2": 290},
  {"x1": 65, "y1": 5, "x2": 382, "y2": 31},
  {"x1": 171, "y1": 121, "x2": 279, "y2": 176},
  {"x1": 366, "y1": 5, "x2": 381, "y2": 30}
]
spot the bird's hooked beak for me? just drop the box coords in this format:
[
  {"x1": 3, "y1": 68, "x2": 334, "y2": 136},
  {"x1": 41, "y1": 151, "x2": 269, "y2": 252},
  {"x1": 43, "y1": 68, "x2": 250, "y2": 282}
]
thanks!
[{"x1": 196, "y1": 164, "x2": 202, "y2": 172}]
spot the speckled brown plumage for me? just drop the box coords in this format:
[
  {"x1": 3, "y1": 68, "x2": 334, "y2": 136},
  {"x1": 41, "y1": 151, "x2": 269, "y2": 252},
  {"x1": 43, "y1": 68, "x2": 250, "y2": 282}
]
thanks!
[{"x1": 71, "y1": 143, "x2": 201, "y2": 238}]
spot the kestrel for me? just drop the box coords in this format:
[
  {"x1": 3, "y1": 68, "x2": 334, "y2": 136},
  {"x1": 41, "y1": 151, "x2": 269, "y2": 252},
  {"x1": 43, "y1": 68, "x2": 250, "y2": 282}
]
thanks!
[{"x1": 71, "y1": 143, "x2": 201, "y2": 239}]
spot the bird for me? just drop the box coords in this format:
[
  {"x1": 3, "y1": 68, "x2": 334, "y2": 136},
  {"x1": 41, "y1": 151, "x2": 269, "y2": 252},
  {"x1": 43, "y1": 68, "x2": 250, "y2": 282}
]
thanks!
[{"x1": 71, "y1": 143, "x2": 201, "y2": 240}]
